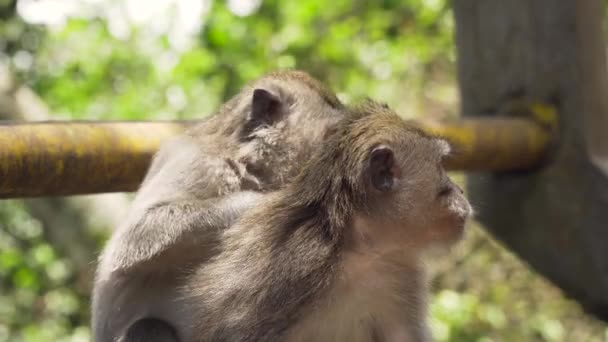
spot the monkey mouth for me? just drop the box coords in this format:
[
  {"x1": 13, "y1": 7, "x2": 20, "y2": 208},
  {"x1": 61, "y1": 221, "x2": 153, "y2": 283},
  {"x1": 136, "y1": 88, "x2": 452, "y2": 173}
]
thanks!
[
  {"x1": 457, "y1": 214, "x2": 469, "y2": 227},
  {"x1": 454, "y1": 221, "x2": 467, "y2": 233},
  {"x1": 447, "y1": 214, "x2": 468, "y2": 233}
]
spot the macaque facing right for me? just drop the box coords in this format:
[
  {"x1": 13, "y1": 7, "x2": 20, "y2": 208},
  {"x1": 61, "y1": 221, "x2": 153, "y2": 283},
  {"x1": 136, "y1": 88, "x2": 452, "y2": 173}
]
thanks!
[{"x1": 183, "y1": 100, "x2": 472, "y2": 342}]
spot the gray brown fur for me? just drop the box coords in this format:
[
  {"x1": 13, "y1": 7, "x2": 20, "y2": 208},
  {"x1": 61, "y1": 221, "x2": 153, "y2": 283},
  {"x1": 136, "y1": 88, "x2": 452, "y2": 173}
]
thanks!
[
  {"x1": 92, "y1": 70, "x2": 345, "y2": 342},
  {"x1": 183, "y1": 101, "x2": 472, "y2": 342},
  {"x1": 119, "y1": 318, "x2": 179, "y2": 342}
]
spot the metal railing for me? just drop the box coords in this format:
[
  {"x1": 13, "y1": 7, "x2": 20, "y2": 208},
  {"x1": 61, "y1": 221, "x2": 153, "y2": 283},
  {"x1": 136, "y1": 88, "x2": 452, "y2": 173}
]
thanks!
[{"x1": 0, "y1": 105, "x2": 556, "y2": 198}]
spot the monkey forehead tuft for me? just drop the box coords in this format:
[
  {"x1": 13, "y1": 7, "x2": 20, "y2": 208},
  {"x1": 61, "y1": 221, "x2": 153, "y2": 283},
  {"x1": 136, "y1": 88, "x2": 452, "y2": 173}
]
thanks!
[
  {"x1": 259, "y1": 69, "x2": 344, "y2": 110},
  {"x1": 435, "y1": 138, "x2": 452, "y2": 157}
]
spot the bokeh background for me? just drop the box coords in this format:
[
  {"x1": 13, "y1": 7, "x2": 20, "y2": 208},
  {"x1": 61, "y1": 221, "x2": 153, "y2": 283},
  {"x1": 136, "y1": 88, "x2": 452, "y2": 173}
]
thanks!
[{"x1": 0, "y1": 0, "x2": 607, "y2": 341}]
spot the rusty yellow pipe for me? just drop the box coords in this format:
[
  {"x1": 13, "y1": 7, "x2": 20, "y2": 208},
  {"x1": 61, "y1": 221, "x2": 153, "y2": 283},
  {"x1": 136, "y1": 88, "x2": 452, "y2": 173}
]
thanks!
[
  {"x1": 417, "y1": 117, "x2": 553, "y2": 171},
  {"x1": 0, "y1": 116, "x2": 554, "y2": 198},
  {"x1": 0, "y1": 121, "x2": 189, "y2": 198}
]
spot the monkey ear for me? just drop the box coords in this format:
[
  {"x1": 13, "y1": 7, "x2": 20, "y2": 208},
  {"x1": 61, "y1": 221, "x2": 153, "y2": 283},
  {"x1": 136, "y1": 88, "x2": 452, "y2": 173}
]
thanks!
[
  {"x1": 249, "y1": 88, "x2": 284, "y2": 126},
  {"x1": 369, "y1": 145, "x2": 397, "y2": 192}
]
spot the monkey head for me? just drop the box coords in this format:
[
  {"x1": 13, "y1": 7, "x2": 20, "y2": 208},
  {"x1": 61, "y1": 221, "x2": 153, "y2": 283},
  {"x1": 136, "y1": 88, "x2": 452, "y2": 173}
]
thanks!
[
  {"x1": 330, "y1": 101, "x2": 472, "y2": 253},
  {"x1": 364, "y1": 104, "x2": 471, "y2": 250},
  {"x1": 224, "y1": 70, "x2": 346, "y2": 191}
]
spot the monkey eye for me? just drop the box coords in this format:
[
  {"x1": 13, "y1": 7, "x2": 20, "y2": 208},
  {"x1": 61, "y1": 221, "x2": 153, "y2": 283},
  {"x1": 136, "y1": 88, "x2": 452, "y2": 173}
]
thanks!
[
  {"x1": 438, "y1": 185, "x2": 452, "y2": 197},
  {"x1": 245, "y1": 162, "x2": 264, "y2": 177},
  {"x1": 437, "y1": 176, "x2": 452, "y2": 197}
]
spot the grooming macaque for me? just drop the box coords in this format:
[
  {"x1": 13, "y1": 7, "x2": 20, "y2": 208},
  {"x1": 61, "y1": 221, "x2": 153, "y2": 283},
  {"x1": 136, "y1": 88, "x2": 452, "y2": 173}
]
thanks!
[
  {"x1": 184, "y1": 101, "x2": 472, "y2": 342},
  {"x1": 92, "y1": 70, "x2": 345, "y2": 342}
]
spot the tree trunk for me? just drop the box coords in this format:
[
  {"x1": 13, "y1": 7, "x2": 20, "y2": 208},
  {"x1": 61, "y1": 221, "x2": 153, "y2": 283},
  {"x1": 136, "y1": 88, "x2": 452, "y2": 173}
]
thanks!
[{"x1": 453, "y1": 0, "x2": 608, "y2": 320}]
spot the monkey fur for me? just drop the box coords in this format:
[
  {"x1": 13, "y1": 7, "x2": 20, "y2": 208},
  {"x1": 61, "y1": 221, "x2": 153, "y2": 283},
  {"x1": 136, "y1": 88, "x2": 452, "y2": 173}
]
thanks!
[
  {"x1": 92, "y1": 70, "x2": 345, "y2": 342},
  {"x1": 183, "y1": 100, "x2": 472, "y2": 342}
]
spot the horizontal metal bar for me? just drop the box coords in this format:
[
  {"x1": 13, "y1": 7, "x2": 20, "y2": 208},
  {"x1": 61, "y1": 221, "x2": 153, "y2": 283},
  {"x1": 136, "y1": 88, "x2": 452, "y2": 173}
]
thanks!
[
  {"x1": 0, "y1": 117, "x2": 553, "y2": 198},
  {"x1": 0, "y1": 121, "x2": 189, "y2": 198},
  {"x1": 416, "y1": 117, "x2": 553, "y2": 172}
]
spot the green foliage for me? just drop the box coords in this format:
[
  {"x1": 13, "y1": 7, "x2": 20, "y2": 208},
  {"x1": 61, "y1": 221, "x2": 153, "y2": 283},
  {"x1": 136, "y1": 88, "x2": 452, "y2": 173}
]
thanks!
[
  {"x1": 429, "y1": 225, "x2": 607, "y2": 341},
  {"x1": 0, "y1": 0, "x2": 606, "y2": 341},
  {"x1": 24, "y1": 0, "x2": 456, "y2": 122},
  {"x1": 0, "y1": 201, "x2": 89, "y2": 342}
]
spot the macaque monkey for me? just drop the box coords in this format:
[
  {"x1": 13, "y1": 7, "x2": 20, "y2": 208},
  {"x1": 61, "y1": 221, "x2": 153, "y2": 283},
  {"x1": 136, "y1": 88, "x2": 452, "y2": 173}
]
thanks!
[
  {"x1": 92, "y1": 70, "x2": 345, "y2": 342},
  {"x1": 184, "y1": 100, "x2": 472, "y2": 342}
]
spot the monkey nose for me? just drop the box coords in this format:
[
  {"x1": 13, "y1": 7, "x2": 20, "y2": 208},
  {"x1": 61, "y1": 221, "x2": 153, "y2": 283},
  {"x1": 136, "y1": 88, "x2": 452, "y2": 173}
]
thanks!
[
  {"x1": 453, "y1": 200, "x2": 472, "y2": 222},
  {"x1": 455, "y1": 183, "x2": 464, "y2": 195}
]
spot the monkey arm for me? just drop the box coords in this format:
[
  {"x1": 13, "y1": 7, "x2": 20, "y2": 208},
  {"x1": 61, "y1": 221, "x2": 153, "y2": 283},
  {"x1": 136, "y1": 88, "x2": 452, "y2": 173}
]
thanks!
[
  {"x1": 102, "y1": 191, "x2": 264, "y2": 274},
  {"x1": 92, "y1": 192, "x2": 265, "y2": 342}
]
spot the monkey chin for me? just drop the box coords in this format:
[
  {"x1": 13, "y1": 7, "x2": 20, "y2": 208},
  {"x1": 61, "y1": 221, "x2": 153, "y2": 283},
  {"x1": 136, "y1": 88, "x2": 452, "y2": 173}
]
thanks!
[
  {"x1": 447, "y1": 216, "x2": 468, "y2": 240},
  {"x1": 420, "y1": 219, "x2": 468, "y2": 260}
]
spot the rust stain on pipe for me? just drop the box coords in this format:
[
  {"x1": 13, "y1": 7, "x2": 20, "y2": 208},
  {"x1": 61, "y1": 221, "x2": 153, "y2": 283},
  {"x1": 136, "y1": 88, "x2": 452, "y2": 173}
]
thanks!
[{"x1": 0, "y1": 114, "x2": 555, "y2": 198}]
